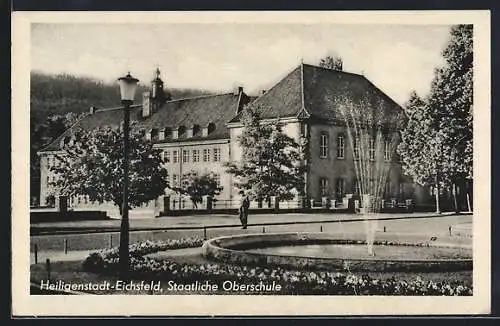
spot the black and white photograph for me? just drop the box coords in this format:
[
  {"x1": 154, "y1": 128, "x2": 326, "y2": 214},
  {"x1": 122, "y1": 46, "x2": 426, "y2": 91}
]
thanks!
[{"x1": 12, "y1": 10, "x2": 491, "y2": 316}]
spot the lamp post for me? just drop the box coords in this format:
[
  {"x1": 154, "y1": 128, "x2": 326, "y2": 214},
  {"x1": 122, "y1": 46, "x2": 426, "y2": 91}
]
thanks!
[{"x1": 117, "y1": 72, "x2": 139, "y2": 281}]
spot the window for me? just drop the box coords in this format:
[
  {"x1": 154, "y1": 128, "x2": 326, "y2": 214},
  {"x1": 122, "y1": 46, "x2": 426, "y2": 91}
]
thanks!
[
  {"x1": 164, "y1": 151, "x2": 170, "y2": 163},
  {"x1": 203, "y1": 148, "x2": 211, "y2": 162},
  {"x1": 150, "y1": 128, "x2": 158, "y2": 140},
  {"x1": 320, "y1": 132, "x2": 328, "y2": 158},
  {"x1": 214, "y1": 173, "x2": 221, "y2": 187},
  {"x1": 178, "y1": 126, "x2": 186, "y2": 137},
  {"x1": 384, "y1": 140, "x2": 391, "y2": 161},
  {"x1": 336, "y1": 135, "x2": 345, "y2": 159},
  {"x1": 193, "y1": 124, "x2": 201, "y2": 137},
  {"x1": 172, "y1": 174, "x2": 178, "y2": 187},
  {"x1": 213, "y1": 148, "x2": 221, "y2": 162},
  {"x1": 320, "y1": 178, "x2": 329, "y2": 196},
  {"x1": 385, "y1": 181, "x2": 392, "y2": 198},
  {"x1": 165, "y1": 128, "x2": 172, "y2": 138},
  {"x1": 353, "y1": 179, "x2": 360, "y2": 195},
  {"x1": 369, "y1": 138, "x2": 375, "y2": 161},
  {"x1": 173, "y1": 150, "x2": 179, "y2": 163},
  {"x1": 46, "y1": 175, "x2": 49, "y2": 183},
  {"x1": 335, "y1": 178, "x2": 345, "y2": 199},
  {"x1": 399, "y1": 183, "x2": 405, "y2": 197},
  {"x1": 353, "y1": 137, "x2": 360, "y2": 160},
  {"x1": 192, "y1": 149, "x2": 200, "y2": 162},
  {"x1": 183, "y1": 150, "x2": 189, "y2": 163},
  {"x1": 208, "y1": 122, "x2": 216, "y2": 135},
  {"x1": 84, "y1": 196, "x2": 88, "y2": 204}
]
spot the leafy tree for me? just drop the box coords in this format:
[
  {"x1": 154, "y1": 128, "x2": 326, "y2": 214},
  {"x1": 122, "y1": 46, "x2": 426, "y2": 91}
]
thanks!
[
  {"x1": 225, "y1": 105, "x2": 305, "y2": 209},
  {"x1": 427, "y1": 24, "x2": 473, "y2": 211},
  {"x1": 174, "y1": 171, "x2": 223, "y2": 209},
  {"x1": 318, "y1": 55, "x2": 343, "y2": 71},
  {"x1": 397, "y1": 24, "x2": 473, "y2": 213},
  {"x1": 397, "y1": 92, "x2": 445, "y2": 213},
  {"x1": 50, "y1": 124, "x2": 169, "y2": 214}
]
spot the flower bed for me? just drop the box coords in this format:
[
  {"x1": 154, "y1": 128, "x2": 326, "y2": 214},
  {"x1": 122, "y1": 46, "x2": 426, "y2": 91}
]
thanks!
[{"x1": 82, "y1": 237, "x2": 472, "y2": 296}]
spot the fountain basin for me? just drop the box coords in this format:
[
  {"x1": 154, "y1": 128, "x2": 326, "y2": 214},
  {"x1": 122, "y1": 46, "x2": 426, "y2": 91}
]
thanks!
[{"x1": 202, "y1": 233, "x2": 472, "y2": 272}]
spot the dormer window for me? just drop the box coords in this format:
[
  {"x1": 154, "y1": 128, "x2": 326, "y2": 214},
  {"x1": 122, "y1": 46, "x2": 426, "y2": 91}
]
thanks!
[
  {"x1": 186, "y1": 128, "x2": 193, "y2": 138},
  {"x1": 202, "y1": 122, "x2": 216, "y2": 137},
  {"x1": 193, "y1": 124, "x2": 201, "y2": 137},
  {"x1": 158, "y1": 129, "x2": 165, "y2": 140},
  {"x1": 165, "y1": 127, "x2": 172, "y2": 139},
  {"x1": 172, "y1": 128, "x2": 179, "y2": 139},
  {"x1": 178, "y1": 126, "x2": 186, "y2": 138},
  {"x1": 150, "y1": 128, "x2": 158, "y2": 140},
  {"x1": 208, "y1": 123, "x2": 216, "y2": 134}
]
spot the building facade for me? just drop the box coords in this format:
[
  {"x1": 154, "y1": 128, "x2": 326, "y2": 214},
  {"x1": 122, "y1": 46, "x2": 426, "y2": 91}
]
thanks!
[{"x1": 38, "y1": 64, "x2": 432, "y2": 217}]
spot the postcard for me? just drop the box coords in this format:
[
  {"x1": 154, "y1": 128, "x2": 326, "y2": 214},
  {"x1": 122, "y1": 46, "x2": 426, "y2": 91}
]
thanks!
[{"x1": 12, "y1": 10, "x2": 491, "y2": 316}]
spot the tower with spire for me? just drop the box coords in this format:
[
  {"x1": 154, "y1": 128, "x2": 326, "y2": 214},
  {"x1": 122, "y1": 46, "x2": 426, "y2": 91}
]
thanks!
[{"x1": 142, "y1": 67, "x2": 170, "y2": 118}]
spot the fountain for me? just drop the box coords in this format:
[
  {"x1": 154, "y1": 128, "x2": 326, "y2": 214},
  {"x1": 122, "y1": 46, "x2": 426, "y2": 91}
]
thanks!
[{"x1": 337, "y1": 94, "x2": 403, "y2": 257}]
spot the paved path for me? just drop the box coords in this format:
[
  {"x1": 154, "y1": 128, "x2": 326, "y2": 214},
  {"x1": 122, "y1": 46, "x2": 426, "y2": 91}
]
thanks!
[
  {"x1": 31, "y1": 250, "x2": 93, "y2": 265},
  {"x1": 31, "y1": 247, "x2": 203, "y2": 265},
  {"x1": 31, "y1": 212, "x2": 467, "y2": 235}
]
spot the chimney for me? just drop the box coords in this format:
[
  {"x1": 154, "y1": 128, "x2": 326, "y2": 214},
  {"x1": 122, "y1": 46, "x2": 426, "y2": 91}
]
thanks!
[
  {"x1": 234, "y1": 86, "x2": 243, "y2": 96},
  {"x1": 142, "y1": 92, "x2": 152, "y2": 118},
  {"x1": 89, "y1": 106, "x2": 96, "y2": 114}
]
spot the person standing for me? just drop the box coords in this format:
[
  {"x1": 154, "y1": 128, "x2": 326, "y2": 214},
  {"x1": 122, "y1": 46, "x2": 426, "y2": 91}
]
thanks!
[{"x1": 239, "y1": 190, "x2": 250, "y2": 229}]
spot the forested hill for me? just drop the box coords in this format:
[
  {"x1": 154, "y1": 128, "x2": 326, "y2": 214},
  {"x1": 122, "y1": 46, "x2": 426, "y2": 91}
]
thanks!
[{"x1": 30, "y1": 71, "x2": 214, "y2": 122}]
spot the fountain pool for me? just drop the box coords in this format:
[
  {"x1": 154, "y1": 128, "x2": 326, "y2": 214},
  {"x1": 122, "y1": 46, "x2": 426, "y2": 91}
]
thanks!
[{"x1": 202, "y1": 232, "x2": 472, "y2": 272}]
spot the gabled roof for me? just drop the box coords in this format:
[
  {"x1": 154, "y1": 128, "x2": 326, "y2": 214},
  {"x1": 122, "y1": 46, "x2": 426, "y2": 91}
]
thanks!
[
  {"x1": 40, "y1": 92, "x2": 250, "y2": 152},
  {"x1": 229, "y1": 63, "x2": 403, "y2": 124}
]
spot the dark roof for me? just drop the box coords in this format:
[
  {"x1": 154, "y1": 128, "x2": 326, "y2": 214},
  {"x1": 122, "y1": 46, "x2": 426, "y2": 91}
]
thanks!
[
  {"x1": 40, "y1": 92, "x2": 249, "y2": 152},
  {"x1": 229, "y1": 63, "x2": 403, "y2": 123}
]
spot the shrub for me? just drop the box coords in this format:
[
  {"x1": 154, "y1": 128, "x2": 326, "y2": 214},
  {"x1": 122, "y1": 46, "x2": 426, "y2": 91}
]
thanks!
[{"x1": 82, "y1": 252, "x2": 105, "y2": 273}]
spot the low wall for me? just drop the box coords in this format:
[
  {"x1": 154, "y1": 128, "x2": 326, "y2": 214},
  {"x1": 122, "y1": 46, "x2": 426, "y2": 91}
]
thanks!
[
  {"x1": 160, "y1": 207, "x2": 351, "y2": 216},
  {"x1": 30, "y1": 211, "x2": 109, "y2": 223}
]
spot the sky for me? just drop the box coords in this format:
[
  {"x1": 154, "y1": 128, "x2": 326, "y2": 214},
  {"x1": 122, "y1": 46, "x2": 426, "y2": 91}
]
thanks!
[{"x1": 31, "y1": 23, "x2": 453, "y2": 105}]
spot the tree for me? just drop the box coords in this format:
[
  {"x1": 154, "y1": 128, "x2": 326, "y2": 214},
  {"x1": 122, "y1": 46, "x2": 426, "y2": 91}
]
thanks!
[
  {"x1": 174, "y1": 171, "x2": 223, "y2": 209},
  {"x1": 427, "y1": 24, "x2": 473, "y2": 212},
  {"x1": 50, "y1": 124, "x2": 169, "y2": 214},
  {"x1": 318, "y1": 55, "x2": 343, "y2": 71},
  {"x1": 397, "y1": 24, "x2": 473, "y2": 213},
  {"x1": 225, "y1": 105, "x2": 305, "y2": 209},
  {"x1": 397, "y1": 91, "x2": 445, "y2": 213}
]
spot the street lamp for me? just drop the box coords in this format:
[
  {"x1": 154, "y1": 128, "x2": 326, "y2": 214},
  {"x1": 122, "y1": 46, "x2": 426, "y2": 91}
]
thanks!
[{"x1": 117, "y1": 72, "x2": 139, "y2": 281}]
